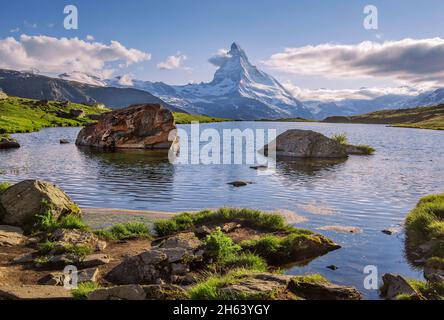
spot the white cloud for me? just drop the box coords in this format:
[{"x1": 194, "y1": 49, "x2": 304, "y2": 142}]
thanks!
[
  {"x1": 24, "y1": 21, "x2": 37, "y2": 28},
  {"x1": 264, "y1": 38, "x2": 444, "y2": 87},
  {"x1": 116, "y1": 74, "x2": 134, "y2": 86},
  {"x1": 283, "y1": 82, "x2": 426, "y2": 102},
  {"x1": 0, "y1": 34, "x2": 151, "y2": 78},
  {"x1": 208, "y1": 49, "x2": 231, "y2": 67},
  {"x1": 58, "y1": 71, "x2": 107, "y2": 86},
  {"x1": 157, "y1": 52, "x2": 188, "y2": 70},
  {"x1": 86, "y1": 35, "x2": 95, "y2": 41},
  {"x1": 10, "y1": 28, "x2": 20, "y2": 33}
]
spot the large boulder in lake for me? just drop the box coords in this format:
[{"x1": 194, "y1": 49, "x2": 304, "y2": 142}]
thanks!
[
  {"x1": 263, "y1": 129, "x2": 348, "y2": 159},
  {"x1": 76, "y1": 104, "x2": 179, "y2": 151},
  {"x1": 0, "y1": 180, "x2": 80, "y2": 229}
]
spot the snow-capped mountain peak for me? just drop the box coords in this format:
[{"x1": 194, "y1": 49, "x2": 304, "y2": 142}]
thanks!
[{"x1": 105, "y1": 42, "x2": 311, "y2": 119}]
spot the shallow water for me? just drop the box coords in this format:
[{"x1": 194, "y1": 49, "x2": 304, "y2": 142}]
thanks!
[{"x1": 1, "y1": 122, "x2": 444, "y2": 299}]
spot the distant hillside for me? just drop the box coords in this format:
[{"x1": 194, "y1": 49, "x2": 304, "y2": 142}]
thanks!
[
  {"x1": 323, "y1": 105, "x2": 444, "y2": 130},
  {"x1": 0, "y1": 96, "x2": 109, "y2": 134},
  {"x1": 0, "y1": 69, "x2": 184, "y2": 112},
  {"x1": 173, "y1": 113, "x2": 230, "y2": 124}
]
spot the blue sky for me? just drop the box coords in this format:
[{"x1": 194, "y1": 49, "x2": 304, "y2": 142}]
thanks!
[{"x1": 1, "y1": 0, "x2": 444, "y2": 99}]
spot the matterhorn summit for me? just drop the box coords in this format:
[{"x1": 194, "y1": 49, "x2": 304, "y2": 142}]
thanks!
[{"x1": 107, "y1": 42, "x2": 311, "y2": 120}]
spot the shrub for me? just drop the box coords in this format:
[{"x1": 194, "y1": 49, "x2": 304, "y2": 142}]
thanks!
[
  {"x1": 95, "y1": 222, "x2": 151, "y2": 240},
  {"x1": 204, "y1": 228, "x2": 241, "y2": 263},
  {"x1": 33, "y1": 209, "x2": 58, "y2": 232},
  {"x1": 331, "y1": 133, "x2": 348, "y2": 145}
]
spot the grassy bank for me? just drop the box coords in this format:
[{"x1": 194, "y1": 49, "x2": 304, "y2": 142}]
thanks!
[
  {"x1": 0, "y1": 96, "x2": 109, "y2": 134},
  {"x1": 173, "y1": 112, "x2": 230, "y2": 124},
  {"x1": 405, "y1": 193, "x2": 444, "y2": 259},
  {"x1": 0, "y1": 96, "x2": 230, "y2": 134},
  {"x1": 323, "y1": 105, "x2": 444, "y2": 130}
]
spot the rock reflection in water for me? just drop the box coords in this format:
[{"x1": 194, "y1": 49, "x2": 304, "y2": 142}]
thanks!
[{"x1": 276, "y1": 158, "x2": 347, "y2": 177}]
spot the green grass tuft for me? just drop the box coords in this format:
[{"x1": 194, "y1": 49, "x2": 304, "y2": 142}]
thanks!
[
  {"x1": 290, "y1": 273, "x2": 329, "y2": 286},
  {"x1": 405, "y1": 193, "x2": 444, "y2": 258},
  {"x1": 204, "y1": 228, "x2": 241, "y2": 263},
  {"x1": 331, "y1": 133, "x2": 348, "y2": 145},
  {"x1": 222, "y1": 253, "x2": 267, "y2": 272},
  {"x1": 356, "y1": 145, "x2": 375, "y2": 155},
  {"x1": 95, "y1": 221, "x2": 151, "y2": 240},
  {"x1": 71, "y1": 282, "x2": 102, "y2": 300},
  {"x1": 37, "y1": 240, "x2": 92, "y2": 257},
  {"x1": 187, "y1": 269, "x2": 271, "y2": 300},
  {"x1": 407, "y1": 278, "x2": 444, "y2": 300},
  {"x1": 57, "y1": 214, "x2": 89, "y2": 231},
  {"x1": 0, "y1": 181, "x2": 11, "y2": 192}
]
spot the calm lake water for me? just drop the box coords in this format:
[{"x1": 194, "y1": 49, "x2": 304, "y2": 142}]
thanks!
[{"x1": 1, "y1": 122, "x2": 444, "y2": 299}]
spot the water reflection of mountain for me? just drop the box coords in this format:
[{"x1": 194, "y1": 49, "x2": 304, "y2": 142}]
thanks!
[{"x1": 78, "y1": 148, "x2": 176, "y2": 204}]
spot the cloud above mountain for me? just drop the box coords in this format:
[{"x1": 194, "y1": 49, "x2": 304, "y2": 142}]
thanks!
[
  {"x1": 157, "y1": 52, "x2": 188, "y2": 70},
  {"x1": 264, "y1": 38, "x2": 444, "y2": 87},
  {"x1": 208, "y1": 49, "x2": 231, "y2": 67},
  {"x1": 0, "y1": 34, "x2": 151, "y2": 78},
  {"x1": 283, "y1": 82, "x2": 424, "y2": 101}
]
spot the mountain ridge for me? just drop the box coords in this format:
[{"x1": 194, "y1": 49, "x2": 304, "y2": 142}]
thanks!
[{"x1": 0, "y1": 69, "x2": 185, "y2": 112}]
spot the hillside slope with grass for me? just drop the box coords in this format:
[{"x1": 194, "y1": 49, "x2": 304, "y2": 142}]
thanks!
[
  {"x1": 173, "y1": 112, "x2": 230, "y2": 124},
  {"x1": 323, "y1": 105, "x2": 444, "y2": 130},
  {"x1": 0, "y1": 96, "x2": 109, "y2": 134}
]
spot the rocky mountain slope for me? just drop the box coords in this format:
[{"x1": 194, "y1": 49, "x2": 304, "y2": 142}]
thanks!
[{"x1": 0, "y1": 69, "x2": 183, "y2": 112}]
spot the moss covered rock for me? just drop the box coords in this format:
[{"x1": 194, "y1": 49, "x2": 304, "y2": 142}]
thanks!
[{"x1": 0, "y1": 180, "x2": 80, "y2": 230}]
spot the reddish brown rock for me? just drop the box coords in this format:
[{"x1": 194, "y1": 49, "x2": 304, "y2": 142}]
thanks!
[{"x1": 75, "y1": 104, "x2": 179, "y2": 151}]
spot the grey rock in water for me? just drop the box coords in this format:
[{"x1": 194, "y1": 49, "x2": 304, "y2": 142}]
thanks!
[
  {"x1": 263, "y1": 129, "x2": 373, "y2": 159},
  {"x1": 263, "y1": 129, "x2": 348, "y2": 159},
  {"x1": 227, "y1": 181, "x2": 252, "y2": 187}
]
